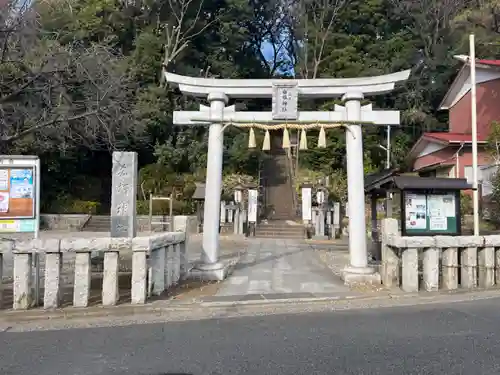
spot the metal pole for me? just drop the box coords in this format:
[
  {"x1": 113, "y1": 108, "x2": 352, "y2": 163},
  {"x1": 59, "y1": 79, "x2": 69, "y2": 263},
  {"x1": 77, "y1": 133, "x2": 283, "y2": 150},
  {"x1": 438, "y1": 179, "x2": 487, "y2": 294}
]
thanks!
[
  {"x1": 35, "y1": 158, "x2": 40, "y2": 240},
  {"x1": 169, "y1": 192, "x2": 174, "y2": 231},
  {"x1": 34, "y1": 158, "x2": 41, "y2": 306},
  {"x1": 385, "y1": 126, "x2": 393, "y2": 218},
  {"x1": 386, "y1": 125, "x2": 391, "y2": 169},
  {"x1": 296, "y1": 129, "x2": 300, "y2": 177},
  {"x1": 470, "y1": 34, "x2": 480, "y2": 236},
  {"x1": 148, "y1": 193, "x2": 153, "y2": 232}
]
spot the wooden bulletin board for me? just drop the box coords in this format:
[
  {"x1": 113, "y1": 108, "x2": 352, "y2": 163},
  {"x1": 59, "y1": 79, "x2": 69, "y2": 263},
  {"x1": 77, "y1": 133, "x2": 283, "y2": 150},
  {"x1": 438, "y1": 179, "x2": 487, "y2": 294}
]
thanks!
[{"x1": 0, "y1": 167, "x2": 35, "y2": 219}]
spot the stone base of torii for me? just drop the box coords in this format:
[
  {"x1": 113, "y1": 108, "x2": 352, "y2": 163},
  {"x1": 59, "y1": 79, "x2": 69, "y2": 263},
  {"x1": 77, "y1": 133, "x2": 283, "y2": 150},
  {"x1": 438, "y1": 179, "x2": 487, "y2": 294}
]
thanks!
[{"x1": 164, "y1": 70, "x2": 410, "y2": 285}]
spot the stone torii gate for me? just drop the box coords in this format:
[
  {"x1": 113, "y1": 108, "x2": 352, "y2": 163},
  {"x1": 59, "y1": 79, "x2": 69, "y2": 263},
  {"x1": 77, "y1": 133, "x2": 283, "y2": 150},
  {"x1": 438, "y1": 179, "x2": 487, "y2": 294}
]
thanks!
[{"x1": 165, "y1": 70, "x2": 410, "y2": 283}]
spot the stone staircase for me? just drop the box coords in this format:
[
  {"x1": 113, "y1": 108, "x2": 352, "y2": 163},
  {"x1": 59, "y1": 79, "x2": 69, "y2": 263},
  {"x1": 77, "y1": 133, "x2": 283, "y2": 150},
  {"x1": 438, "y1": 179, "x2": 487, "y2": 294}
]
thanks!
[
  {"x1": 261, "y1": 136, "x2": 297, "y2": 220},
  {"x1": 256, "y1": 134, "x2": 303, "y2": 239},
  {"x1": 254, "y1": 221, "x2": 304, "y2": 239},
  {"x1": 82, "y1": 215, "x2": 110, "y2": 232}
]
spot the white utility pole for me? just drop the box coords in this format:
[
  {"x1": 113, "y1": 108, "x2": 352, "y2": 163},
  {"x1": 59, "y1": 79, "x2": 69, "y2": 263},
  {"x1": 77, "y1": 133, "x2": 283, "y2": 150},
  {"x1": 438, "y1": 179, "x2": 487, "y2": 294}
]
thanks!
[
  {"x1": 386, "y1": 125, "x2": 391, "y2": 169},
  {"x1": 470, "y1": 34, "x2": 480, "y2": 236},
  {"x1": 379, "y1": 126, "x2": 392, "y2": 217},
  {"x1": 386, "y1": 125, "x2": 392, "y2": 217}
]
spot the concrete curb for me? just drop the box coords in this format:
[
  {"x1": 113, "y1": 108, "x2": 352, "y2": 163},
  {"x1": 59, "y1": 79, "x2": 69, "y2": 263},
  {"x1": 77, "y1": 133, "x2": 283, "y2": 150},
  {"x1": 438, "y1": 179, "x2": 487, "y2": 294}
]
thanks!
[
  {"x1": 2, "y1": 288, "x2": 500, "y2": 326},
  {"x1": 197, "y1": 294, "x2": 382, "y2": 307}
]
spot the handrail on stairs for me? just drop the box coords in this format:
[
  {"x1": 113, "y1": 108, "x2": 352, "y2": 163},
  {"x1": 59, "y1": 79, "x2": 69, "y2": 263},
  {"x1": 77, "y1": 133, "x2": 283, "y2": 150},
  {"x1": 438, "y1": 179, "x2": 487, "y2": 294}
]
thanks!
[
  {"x1": 79, "y1": 209, "x2": 93, "y2": 231},
  {"x1": 284, "y1": 148, "x2": 298, "y2": 215}
]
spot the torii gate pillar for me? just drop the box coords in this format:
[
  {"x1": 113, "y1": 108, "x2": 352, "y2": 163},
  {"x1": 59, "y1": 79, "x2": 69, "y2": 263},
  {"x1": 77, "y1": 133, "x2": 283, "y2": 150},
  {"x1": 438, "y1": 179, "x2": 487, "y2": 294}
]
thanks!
[
  {"x1": 341, "y1": 92, "x2": 378, "y2": 283},
  {"x1": 198, "y1": 93, "x2": 228, "y2": 278}
]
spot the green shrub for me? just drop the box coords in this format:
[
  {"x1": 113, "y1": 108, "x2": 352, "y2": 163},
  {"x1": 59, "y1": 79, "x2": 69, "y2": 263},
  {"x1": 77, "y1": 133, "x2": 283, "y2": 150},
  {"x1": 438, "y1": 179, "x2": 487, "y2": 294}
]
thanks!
[
  {"x1": 460, "y1": 193, "x2": 473, "y2": 216},
  {"x1": 49, "y1": 199, "x2": 101, "y2": 214}
]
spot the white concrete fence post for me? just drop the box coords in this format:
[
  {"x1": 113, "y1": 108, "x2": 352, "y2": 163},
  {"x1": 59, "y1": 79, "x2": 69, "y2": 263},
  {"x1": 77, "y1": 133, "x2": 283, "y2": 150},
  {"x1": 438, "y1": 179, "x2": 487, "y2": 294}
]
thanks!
[
  {"x1": 483, "y1": 236, "x2": 500, "y2": 289},
  {"x1": 401, "y1": 248, "x2": 419, "y2": 293},
  {"x1": 179, "y1": 232, "x2": 190, "y2": 280},
  {"x1": 174, "y1": 243, "x2": 181, "y2": 285},
  {"x1": 441, "y1": 247, "x2": 459, "y2": 290},
  {"x1": 166, "y1": 244, "x2": 174, "y2": 288},
  {"x1": 44, "y1": 252, "x2": 62, "y2": 309},
  {"x1": 422, "y1": 247, "x2": 439, "y2": 292},
  {"x1": 151, "y1": 246, "x2": 166, "y2": 296},
  {"x1": 131, "y1": 250, "x2": 148, "y2": 304},
  {"x1": 461, "y1": 247, "x2": 478, "y2": 289},
  {"x1": 73, "y1": 252, "x2": 92, "y2": 307},
  {"x1": 13, "y1": 253, "x2": 33, "y2": 310},
  {"x1": 478, "y1": 247, "x2": 495, "y2": 288},
  {"x1": 460, "y1": 237, "x2": 480, "y2": 289},
  {"x1": 496, "y1": 247, "x2": 500, "y2": 286},
  {"x1": 380, "y1": 218, "x2": 399, "y2": 287},
  {"x1": 102, "y1": 251, "x2": 120, "y2": 306}
]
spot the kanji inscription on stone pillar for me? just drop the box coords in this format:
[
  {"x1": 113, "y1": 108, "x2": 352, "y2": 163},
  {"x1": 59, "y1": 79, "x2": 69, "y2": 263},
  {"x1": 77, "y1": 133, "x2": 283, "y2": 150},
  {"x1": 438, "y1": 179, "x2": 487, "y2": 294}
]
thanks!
[{"x1": 111, "y1": 151, "x2": 138, "y2": 237}]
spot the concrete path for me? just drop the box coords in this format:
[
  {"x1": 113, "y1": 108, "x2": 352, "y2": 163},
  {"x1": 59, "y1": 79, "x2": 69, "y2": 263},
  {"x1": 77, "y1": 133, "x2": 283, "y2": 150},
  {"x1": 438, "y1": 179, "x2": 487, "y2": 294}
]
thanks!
[{"x1": 215, "y1": 238, "x2": 350, "y2": 297}]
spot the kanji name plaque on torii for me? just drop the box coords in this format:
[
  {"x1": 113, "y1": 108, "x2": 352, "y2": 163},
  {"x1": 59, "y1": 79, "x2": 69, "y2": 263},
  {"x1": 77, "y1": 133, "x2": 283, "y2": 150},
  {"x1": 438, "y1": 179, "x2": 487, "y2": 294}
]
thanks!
[{"x1": 272, "y1": 82, "x2": 298, "y2": 120}]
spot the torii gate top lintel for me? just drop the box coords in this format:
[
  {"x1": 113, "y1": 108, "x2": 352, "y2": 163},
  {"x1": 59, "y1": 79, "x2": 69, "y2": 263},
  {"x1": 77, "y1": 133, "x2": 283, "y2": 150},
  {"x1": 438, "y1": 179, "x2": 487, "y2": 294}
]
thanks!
[{"x1": 164, "y1": 70, "x2": 411, "y2": 99}]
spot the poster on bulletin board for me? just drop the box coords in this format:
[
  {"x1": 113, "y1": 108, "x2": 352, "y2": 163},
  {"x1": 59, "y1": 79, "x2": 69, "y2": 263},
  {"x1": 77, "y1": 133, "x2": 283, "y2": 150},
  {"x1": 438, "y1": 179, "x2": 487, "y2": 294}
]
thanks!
[
  {"x1": 0, "y1": 167, "x2": 35, "y2": 219},
  {"x1": 402, "y1": 190, "x2": 460, "y2": 236}
]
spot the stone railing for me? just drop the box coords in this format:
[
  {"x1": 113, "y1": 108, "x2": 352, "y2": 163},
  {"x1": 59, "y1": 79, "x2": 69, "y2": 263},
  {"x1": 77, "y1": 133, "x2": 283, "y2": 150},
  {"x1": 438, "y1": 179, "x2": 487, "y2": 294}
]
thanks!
[
  {"x1": 0, "y1": 232, "x2": 189, "y2": 310},
  {"x1": 381, "y1": 218, "x2": 500, "y2": 292}
]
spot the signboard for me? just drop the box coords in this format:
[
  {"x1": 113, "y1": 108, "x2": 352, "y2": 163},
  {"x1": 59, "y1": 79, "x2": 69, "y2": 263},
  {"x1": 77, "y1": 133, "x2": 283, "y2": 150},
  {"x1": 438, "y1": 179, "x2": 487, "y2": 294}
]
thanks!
[
  {"x1": 272, "y1": 82, "x2": 298, "y2": 120},
  {"x1": 247, "y1": 189, "x2": 258, "y2": 223},
  {"x1": 0, "y1": 168, "x2": 35, "y2": 219},
  {"x1": 0, "y1": 157, "x2": 40, "y2": 235},
  {"x1": 302, "y1": 187, "x2": 312, "y2": 221},
  {"x1": 401, "y1": 190, "x2": 460, "y2": 236}
]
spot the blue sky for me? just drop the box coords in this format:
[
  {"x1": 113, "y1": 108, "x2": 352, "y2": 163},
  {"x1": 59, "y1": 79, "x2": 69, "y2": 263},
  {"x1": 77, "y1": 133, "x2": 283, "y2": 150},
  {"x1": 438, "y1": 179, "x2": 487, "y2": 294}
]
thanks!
[{"x1": 260, "y1": 40, "x2": 295, "y2": 75}]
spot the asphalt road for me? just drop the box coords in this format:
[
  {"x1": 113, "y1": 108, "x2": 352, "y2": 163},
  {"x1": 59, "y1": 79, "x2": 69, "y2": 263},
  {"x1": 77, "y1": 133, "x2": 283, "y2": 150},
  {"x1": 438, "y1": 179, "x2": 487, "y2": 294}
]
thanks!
[{"x1": 2, "y1": 298, "x2": 500, "y2": 375}]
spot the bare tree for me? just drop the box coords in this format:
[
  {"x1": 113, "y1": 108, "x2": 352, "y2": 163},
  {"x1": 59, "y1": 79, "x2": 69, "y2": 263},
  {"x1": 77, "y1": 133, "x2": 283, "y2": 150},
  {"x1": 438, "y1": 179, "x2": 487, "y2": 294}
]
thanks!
[
  {"x1": 247, "y1": 0, "x2": 295, "y2": 76},
  {"x1": 161, "y1": 0, "x2": 221, "y2": 72},
  {"x1": 453, "y1": 0, "x2": 500, "y2": 35},
  {"x1": 288, "y1": 0, "x2": 349, "y2": 78},
  {"x1": 0, "y1": 0, "x2": 141, "y2": 152}
]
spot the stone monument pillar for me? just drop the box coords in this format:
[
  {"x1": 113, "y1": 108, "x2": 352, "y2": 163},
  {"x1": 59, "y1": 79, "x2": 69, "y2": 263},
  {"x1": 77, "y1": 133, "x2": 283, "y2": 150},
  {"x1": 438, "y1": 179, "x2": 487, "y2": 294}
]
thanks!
[{"x1": 111, "y1": 151, "x2": 138, "y2": 238}]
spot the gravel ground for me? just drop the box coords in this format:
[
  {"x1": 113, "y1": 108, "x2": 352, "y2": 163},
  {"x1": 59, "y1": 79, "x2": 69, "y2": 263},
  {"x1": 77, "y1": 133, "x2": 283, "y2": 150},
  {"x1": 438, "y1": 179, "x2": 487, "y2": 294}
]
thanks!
[{"x1": 312, "y1": 238, "x2": 389, "y2": 293}]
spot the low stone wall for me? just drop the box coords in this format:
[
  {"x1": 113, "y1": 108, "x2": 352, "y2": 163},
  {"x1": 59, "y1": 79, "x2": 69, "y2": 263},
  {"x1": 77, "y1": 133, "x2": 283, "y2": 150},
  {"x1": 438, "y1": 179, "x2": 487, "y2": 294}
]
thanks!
[
  {"x1": 40, "y1": 214, "x2": 199, "y2": 234},
  {"x1": 0, "y1": 232, "x2": 189, "y2": 310},
  {"x1": 41, "y1": 214, "x2": 89, "y2": 231},
  {"x1": 381, "y1": 218, "x2": 500, "y2": 292}
]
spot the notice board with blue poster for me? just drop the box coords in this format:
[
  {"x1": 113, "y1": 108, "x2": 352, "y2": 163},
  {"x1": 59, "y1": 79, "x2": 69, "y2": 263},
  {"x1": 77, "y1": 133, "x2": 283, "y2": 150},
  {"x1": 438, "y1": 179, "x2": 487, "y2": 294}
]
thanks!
[{"x1": 0, "y1": 156, "x2": 40, "y2": 234}]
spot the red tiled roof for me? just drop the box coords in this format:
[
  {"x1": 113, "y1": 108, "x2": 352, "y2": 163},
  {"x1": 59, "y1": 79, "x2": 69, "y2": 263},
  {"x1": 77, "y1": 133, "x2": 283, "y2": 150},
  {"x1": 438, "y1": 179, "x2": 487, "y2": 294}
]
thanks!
[
  {"x1": 423, "y1": 132, "x2": 488, "y2": 143},
  {"x1": 477, "y1": 59, "x2": 500, "y2": 67}
]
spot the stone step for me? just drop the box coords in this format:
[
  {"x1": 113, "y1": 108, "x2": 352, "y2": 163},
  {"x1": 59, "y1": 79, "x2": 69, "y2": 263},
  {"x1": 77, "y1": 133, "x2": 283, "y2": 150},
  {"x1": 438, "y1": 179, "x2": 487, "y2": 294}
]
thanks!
[
  {"x1": 254, "y1": 232, "x2": 304, "y2": 239},
  {"x1": 255, "y1": 231, "x2": 303, "y2": 236},
  {"x1": 255, "y1": 226, "x2": 304, "y2": 238},
  {"x1": 256, "y1": 225, "x2": 303, "y2": 231},
  {"x1": 255, "y1": 230, "x2": 303, "y2": 235},
  {"x1": 82, "y1": 216, "x2": 111, "y2": 232}
]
